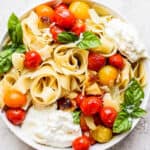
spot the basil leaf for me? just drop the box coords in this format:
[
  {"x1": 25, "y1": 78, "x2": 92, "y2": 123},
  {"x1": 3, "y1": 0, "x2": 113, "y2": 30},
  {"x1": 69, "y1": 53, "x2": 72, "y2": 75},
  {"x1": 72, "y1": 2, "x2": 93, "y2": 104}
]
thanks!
[
  {"x1": 113, "y1": 78, "x2": 146, "y2": 134},
  {"x1": 78, "y1": 31, "x2": 101, "y2": 49},
  {"x1": 0, "y1": 44, "x2": 26, "y2": 74},
  {"x1": 58, "y1": 32, "x2": 79, "y2": 44},
  {"x1": 8, "y1": 13, "x2": 23, "y2": 44},
  {"x1": 124, "y1": 78, "x2": 144, "y2": 107},
  {"x1": 15, "y1": 44, "x2": 26, "y2": 53},
  {"x1": 131, "y1": 107, "x2": 146, "y2": 118},
  {"x1": 113, "y1": 111, "x2": 132, "y2": 133},
  {"x1": 72, "y1": 110, "x2": 81, "y2": 124}
]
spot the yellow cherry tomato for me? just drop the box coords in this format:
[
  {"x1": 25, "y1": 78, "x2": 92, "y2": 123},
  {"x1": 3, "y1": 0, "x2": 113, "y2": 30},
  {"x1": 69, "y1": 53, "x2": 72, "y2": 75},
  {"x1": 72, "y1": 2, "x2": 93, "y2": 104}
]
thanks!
[
  {"x1": 69, "y1": 1, "x2": 90, "y2": 20},
  {"x1": 4, "y1": 89, "x2": 27, "y2": 108},
  {"x1": 91, "y1": 125, "x2": 113, "y2": 143},
  {"x1": 35, "y1": 4, "x2": 54, "y2": 19},
  {"x1": 98, "y1": 65, "x2": 118, "y2": 86}
]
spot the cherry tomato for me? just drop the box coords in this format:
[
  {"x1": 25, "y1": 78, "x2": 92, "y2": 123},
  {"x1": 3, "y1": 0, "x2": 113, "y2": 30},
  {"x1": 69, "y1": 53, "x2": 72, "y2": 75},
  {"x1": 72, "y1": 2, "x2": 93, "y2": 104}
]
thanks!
[
  {"x1": 24, "y1": 51, "x2": 42, "y2": 69},
  {"x1": 80, "y1": 113, "x2": 89, "y2": 132},
  {"x1": 109, "y1": 54, "x2": 124, "y2": 70},
  {"x1": 50, "y1": 24, "x2": 64, "y2": 41},
  {"x1": 88, "y1": 52, "x2": 106, "y2": 71},
  {"x1": 53, "y1": 6, "x2": 76, "y2": 29},
  {"x1": 6, "y1": 108, "x2": 26, "y2": 125},
  {"x1": 72, "y1": 135, "x2": 91, "y2": 150},
  {"x1": 4, "y1": 89, "x2": 27, "y2": 108},
  {"x1": 35, "y1": 5, "x2": 54, "y2": 20},
  {"x1": 55, "y1": 4, "x2": 68, "y2": 11},
  {"x1": 71, "y1": 20, "x2": 86, "y2": 36},
  {"x1": 75, "y1": 93, "x2": 86, "y2": 107},
  {"x1": 80, "y1": 96, "x2": 103, "y2": 116},
  {"x1": 69, "y1": 1, "x2": 90, "y2": 20},
  {"x1": 98, "y1": 65, "x2": 118, "y2": 86},
  {"x1": 99, "y1": 107, "x2": 117, "y2": 128}
]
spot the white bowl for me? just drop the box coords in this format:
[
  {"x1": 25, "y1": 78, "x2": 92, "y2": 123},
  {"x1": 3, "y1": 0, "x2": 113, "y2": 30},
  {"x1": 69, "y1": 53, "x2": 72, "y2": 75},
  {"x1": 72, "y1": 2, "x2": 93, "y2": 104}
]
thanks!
[{"x1": 0, "y1": 0, "x2": 149, "y2": 150}]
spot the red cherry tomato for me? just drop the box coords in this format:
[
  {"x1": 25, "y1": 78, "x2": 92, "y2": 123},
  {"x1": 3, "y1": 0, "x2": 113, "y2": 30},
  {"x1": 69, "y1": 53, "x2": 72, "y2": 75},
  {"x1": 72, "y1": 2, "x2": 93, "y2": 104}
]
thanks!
[
  {"x1": 80, "y1": 96, "x2": 103, "y2": 116},
  {"x1": 75, "y1": 93, "x2": 86, "y2": 106},
  {"x1": 55, "y1": 4, "x2": 68, "y2": 11},
  {"x1": 88, "y1": 52, "x2": 106, "y2": 71},
  {"x1": 6, "y1": 108, "x2": 26, "y2": 125},
  {"x1": 50, "y1": 24, "x2": 64, "y2": 41},
  {"x1": 24, "y1": 51, "x2": 42, "y2": 69},
  {"x1": 72, "y1": 135, "x2": 91, "y2": 150},
  {"x1": 99, "y1": 107, "x2": 117, "y2": 128},
  {"x1": 53, "y1": 6, "x2": 76, "y2": 29},
  {"x1": 71, "y1": 20, "x2": 86, "y2": 36},
  {"x1": 109, "y1": 54, "x2": 124, "y2": 70}
]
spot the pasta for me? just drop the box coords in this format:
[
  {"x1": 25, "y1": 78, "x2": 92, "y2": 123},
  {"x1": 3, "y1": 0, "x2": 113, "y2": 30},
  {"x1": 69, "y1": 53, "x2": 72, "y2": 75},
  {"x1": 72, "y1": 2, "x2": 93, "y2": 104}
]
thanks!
[{"x1": 0, "y1": 0, "x2": 147, "y2": 149}]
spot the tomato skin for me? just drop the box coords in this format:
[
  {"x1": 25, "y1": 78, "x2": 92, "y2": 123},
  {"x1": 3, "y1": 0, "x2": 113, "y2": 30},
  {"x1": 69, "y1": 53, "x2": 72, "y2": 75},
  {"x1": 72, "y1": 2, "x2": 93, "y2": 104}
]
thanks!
[
  {"x1": 6, "y1": 108, "x2": 26, "y2": 125},
  {"x1": 35, "y1": 5, "x2": 54, "y2": 20},
  {"x1": 75, "y1": 93, "x2": 86, "y2": 107},
  {"x1": 4, "y1": 90, "x2": 27, "y2": 108},
  {"x1": 24, "y1": 51, "x2": 42, "y2": 69},
  {"x1": 80, "y1": 96, "x2": 103, "y2": 116},
  {"x1": 55, "y1": 4, "x2": 68, "y2": 11},
  {"x1": 109, "y1": 54, "x2": 124, "y2": 70},
  {"x1": 50, "y1": 24, "x2": 64, "y2": 41},
  {"x1": 99, "y1": 107, "x2": 117, "y2": 128},
  {"x1": 53, "y1": 6, "x2": 76, "y2": 29},
  {"x1": 69, "y1": 1, "x2": 90, "y2": 20},
  {"x1": 71, "y1": 20, "x2": 86, "y2": 36},
  {"x1": 72, "y1": 135, "x2": 91, "y2": 150},
  {"x1": 80, "y1": 113, "x2": 89, "y2": 132},
  {"x1": 88, "y1": 52, "x2": 106, "y2": 71}
]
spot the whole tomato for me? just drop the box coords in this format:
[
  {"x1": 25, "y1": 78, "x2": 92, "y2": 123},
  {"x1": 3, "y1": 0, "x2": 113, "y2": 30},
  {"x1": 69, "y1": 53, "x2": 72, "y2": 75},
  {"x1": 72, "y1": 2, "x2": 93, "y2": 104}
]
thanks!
[
  {"x1": 50, "y1": 24, "x2": 64, "y2": 41},
  {"x1": 4, "y1": 89, "x2": 27, "y2": 108},
  {"x1": 53, "y1": 6, "x2": 76, "y2": 29},
  {"x1": 24, "y1": 51, "x2": 42, "y2": 69},
  {"x1": 35, "y1": 4, "x2": 54, "y2": 20},
  {"x1": 109, "y1": 54, "x2": 124, "y2": 70},
  {"x1": 99, "y1": 106, "x2": 117, "y2": 128},
  {"x1": 80, "y1": 96, "x2": 103, "y2": 116},
  {"x1": 72, "y1": 135, "x2": 91, "y2": 150},
  {"x1": 71, "y1": 20, "x2": 86, "y2": 36},
  {"x1": 88, "y1": 52, "x2": 106, "y2": 71},
  {"x1": 6, "y1": 108, "x2": 26, "y2": 125}
]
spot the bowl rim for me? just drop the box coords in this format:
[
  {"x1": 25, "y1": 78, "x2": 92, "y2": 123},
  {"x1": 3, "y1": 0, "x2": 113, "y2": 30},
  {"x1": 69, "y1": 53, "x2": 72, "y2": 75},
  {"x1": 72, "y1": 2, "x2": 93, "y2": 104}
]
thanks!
[{"x1": 0, "y1": 0, "x2": 149, "y2": 150}]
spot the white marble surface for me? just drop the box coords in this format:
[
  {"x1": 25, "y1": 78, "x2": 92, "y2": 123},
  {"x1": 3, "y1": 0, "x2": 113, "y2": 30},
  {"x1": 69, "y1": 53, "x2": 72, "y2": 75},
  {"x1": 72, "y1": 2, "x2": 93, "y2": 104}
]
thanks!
[{"x1": 0, "y1": 0, "x2": 150, "y2": 150}]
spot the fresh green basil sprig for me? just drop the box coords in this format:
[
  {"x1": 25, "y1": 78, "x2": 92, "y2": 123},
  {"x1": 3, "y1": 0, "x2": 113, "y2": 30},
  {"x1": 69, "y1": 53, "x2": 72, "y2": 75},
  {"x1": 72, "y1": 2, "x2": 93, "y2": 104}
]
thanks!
[
  {"x1": 0, "y1": 13, "x2": 26, "y2": 74},
  {"x1": 58, "y1": 31, "x2": 101, "y2": 49},
  {"x1": 72, "y1": 110, "x2": 81, "y2": 124},
  {"x1": 113, "y1": 78, "x2": 146, "y2": 133}
]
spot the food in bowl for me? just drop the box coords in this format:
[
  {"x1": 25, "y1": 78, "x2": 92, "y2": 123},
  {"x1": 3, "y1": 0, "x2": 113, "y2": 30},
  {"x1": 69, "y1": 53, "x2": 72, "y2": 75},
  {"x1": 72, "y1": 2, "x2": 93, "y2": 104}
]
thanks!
[{"x1": 0, "y1": 0, "x2": 148, "y2": 149}]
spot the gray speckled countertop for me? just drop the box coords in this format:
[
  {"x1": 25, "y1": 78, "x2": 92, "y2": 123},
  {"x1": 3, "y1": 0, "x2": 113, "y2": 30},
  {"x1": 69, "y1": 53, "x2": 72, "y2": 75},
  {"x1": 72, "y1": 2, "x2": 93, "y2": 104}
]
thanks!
[{"x1": 0, "y1": 0, "x2": 150, "y2": 150}]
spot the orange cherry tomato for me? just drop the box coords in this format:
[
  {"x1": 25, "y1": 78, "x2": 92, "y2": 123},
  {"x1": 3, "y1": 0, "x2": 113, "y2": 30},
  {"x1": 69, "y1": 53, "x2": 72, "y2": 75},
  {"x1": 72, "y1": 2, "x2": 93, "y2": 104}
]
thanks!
[
  {"x1": 88, "y1": 52, "x2": 106, "y2": 71},
  {"x1": 50, "y1": 24, "x2": 64, "y2": 41},
  {"x1": 4, "y1": 89, "x2": 27, "y2": 108},
  {"x1": 71, "y1": 20, "x2": 86, "y2": 36},
  {"x1": 99, "y1": 107, "x2": 117, "y2": 128},
  {"x1": 80, "y1": 96, "x2": 103, "y2": 116},
  {"x1": 24, "y1": 51, "x2": 42, "y2": 69},
  {"x1": 35, "y1": 4, "x2": 54, "y2": 20},
  {"x1": 109, "y1": 54, "x2": 124, "y2": 70},
  {"x1": 6, "y1": 108, "x2": 26, "y2": 125},
  {"x1": 72, "y1": 135, "x2": 91, "y2": 150}
]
